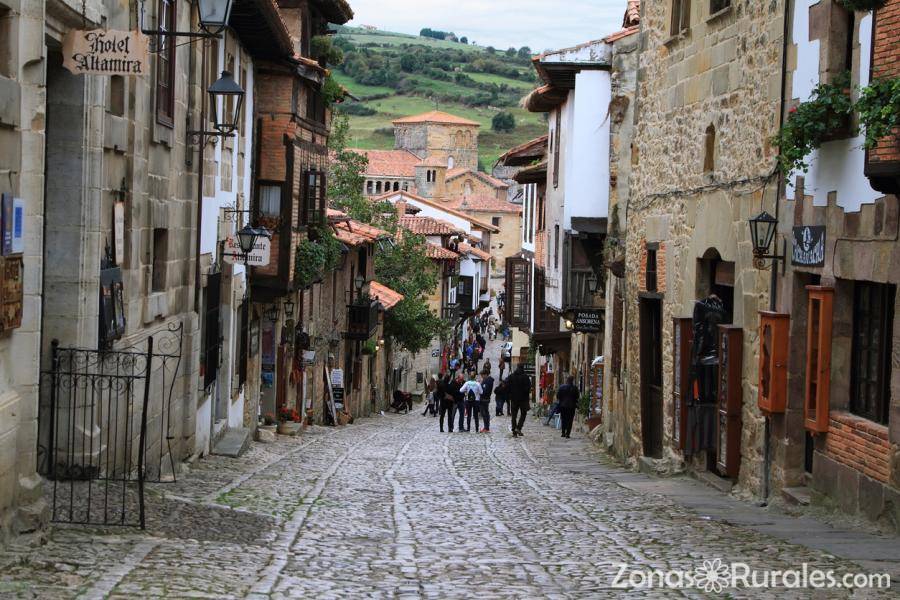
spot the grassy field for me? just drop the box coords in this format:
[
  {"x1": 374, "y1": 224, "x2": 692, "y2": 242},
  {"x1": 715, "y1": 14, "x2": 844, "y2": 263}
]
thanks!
[{"x1": 335, "y1": 26, "x2": 545, "y2": 169}]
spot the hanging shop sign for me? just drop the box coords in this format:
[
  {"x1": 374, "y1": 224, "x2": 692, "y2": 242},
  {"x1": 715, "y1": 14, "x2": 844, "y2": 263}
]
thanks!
[
  {"x1": 572, "y1": 308, "x2": 603, "y2": 333},
  {"x1": 62, "y1": 29, "x2": 150, "y2": 76},
  {"x1": 99, "y1": 266, "x2": 126, "y2": 346},
  {"x1": 113, "y1": 201, "x2": 125, "y2": 265},
  {"x1": 223, "y1": 235, "x2": 271, "y2": 266},
  {"x1": 791, "y1": 226, "x2": 825, "y2": 267},
  {"x1": 0, "y1": 255, "x2": 24, "y2": 331}
]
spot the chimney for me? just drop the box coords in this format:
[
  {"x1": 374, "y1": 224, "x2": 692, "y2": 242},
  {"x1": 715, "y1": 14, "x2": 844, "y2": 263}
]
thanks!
[{"x1": 395, "y1": 199, "x2": 407, "y2": 219}]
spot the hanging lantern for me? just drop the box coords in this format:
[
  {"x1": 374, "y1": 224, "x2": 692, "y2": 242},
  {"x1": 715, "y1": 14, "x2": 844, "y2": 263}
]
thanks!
[
  {"x1": 208, "y1": 71, "x2": 244, "y2": 135},
  {"x1": 197, "y1": 0, "x2": 234, "y2": 35},
  {"x1": 749, "y1": 210, "x2": 778, "y2": 257}
]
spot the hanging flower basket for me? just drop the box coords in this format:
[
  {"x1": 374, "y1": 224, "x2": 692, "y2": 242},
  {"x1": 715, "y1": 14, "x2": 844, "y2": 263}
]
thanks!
[{"x1": 857, "y1": 77, "x2": 900, "y2": 149}]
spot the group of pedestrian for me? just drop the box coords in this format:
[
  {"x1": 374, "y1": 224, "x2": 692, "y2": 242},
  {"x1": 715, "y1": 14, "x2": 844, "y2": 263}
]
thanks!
[{"x1": 426, "y1": 363, "x2": 533, "y2": 437}]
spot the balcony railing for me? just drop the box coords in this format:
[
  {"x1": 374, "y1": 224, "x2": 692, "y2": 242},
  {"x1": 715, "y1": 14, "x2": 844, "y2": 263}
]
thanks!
[
  {"x1": 346, "y1": 299, "x2": 378, "y2": 340},
  {"x1": 565, "y1": 269, "x2": 596, "y2": 309}
]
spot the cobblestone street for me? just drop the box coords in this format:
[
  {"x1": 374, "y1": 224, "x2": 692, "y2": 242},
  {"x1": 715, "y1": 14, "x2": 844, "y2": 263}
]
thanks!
[{"x1": 1, "y1": 399, "x2": 896, "y2": 598}]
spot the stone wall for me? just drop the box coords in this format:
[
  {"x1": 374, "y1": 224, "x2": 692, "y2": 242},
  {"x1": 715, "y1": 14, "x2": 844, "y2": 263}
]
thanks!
[
  {"x1": 622, "y1": 0, "x2": 784, "y2": 495},
  {"x1": 395, "y1": 122, "x2": 479, "y2": 171}
]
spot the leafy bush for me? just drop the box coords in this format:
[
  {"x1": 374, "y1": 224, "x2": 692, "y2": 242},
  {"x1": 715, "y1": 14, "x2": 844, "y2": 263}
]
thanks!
[
  {"x1": 295, "y1": 225, "x2": 343, "y2": 289},
  {"x1": 310, "y1": 35, "x2": 344, "y2": 67},
  {"x1": 856, "y1": 77, "x2": 900, "y2": 149},
  {"x1": 772, "y1": 74, "x2": 853, "y2": 175},
  {"x1": 337, "y1": 102, "x2": 377, "y2": 116},
  {"x1": 492, "y1": 111, "x2": 516, "y2": 132}
]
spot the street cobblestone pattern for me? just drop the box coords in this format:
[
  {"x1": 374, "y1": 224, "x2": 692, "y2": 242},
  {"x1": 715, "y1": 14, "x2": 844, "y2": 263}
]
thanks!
[{"x1": 1, "y1": 407, "x2": 895, "y2": 598}]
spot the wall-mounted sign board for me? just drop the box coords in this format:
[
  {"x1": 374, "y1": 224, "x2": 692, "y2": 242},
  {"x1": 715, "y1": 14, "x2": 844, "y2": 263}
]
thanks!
[
  {"x1": 62, "y1": 29, "x2": 149, "y2": 76},
  {"x1": 223, "y1": 236, "x2": 271, "y2": 266}
]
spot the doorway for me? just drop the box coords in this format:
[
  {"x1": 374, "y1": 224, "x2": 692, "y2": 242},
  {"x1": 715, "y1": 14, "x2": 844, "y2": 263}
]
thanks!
[{"x1": 639, "y1": 297, "x2": 663, "y2": 458}]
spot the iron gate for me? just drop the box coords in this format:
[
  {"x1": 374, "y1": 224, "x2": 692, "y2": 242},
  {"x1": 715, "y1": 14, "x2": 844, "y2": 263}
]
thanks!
[{"x1": 37, "y1": 324, "x2": 183, "y2": 528}]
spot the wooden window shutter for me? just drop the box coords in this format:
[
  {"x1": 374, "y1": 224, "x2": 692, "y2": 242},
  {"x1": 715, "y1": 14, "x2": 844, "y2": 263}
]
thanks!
[
  {"x1": 805, "y1": 286, "x2": 833, "y2": 433},
  {"x1": 300, "y1": 171, "x2": 310, "y2": 226},
  {"x1": 672, "y1": 317, "x2": 693, "y2": 450},
  {"x1": 203, "y1": 272, "x2": 222, "y2": 388},
  {"x1": 716, "y1": 325, "x2": 742, "y2": 478},
  {"x1": 758, "y1": 312, "x2": 790, "y2": 415}
]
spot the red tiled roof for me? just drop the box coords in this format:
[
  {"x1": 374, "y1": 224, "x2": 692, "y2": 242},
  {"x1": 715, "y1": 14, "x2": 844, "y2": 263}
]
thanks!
[
  {"x1": 399, "y1": 215, "x2": 463, "y2": 236},
  {"x1": 458, "y1": 242, "x2": 491, "y2": 261},
  {"x1": 417, "y1": 155, "x2": 447, "y2": 168},
  {"x1": 370, "y1": 281, "x2": 404, "y2": 310},
  {"x1": 372, "y1": 190, "x2": 501, "y2": 233},
  {"x1": 426, "y1": 243, "x2": 460, "y2": 260},
  {"x1": 392, "y1": 110, "x2": 480, "y2": 127},
  {"x1": 444, "y1": 194, "x2": 522, "y2": 214},
  {"x1": 497, "y1": 135, "x2": 548, "y2": 166},
  {"x1": 445, "y1": 168, "x2": 508, "y2": 189},
  {"x1": 352, "y1": 149, "x2": 422, "y2": 177},
  {"x1": 311, "y1": 0, "x2": 354, "y2": 24},
  {"x1": 605, "y1": 25, "x2": 640, "y2": 43},
  {"x1": 328, "y1": 209, "x2": 389, "y2": 246}
]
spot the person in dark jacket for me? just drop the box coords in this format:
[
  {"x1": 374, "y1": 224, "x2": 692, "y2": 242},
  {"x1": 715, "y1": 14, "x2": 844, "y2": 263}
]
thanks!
[
  {"x1": 506, "y1": 364, "x2": 532, "y2": 437},
  {"x1": 494, "y1": 378, "x2": 508, "y2": 416},
  {"x1": 556, "y1": 376, "x2": 580, "y2": 438},
  {"x1": 452, "y1": 373, "x2": 467, "y2": 432},
  {"x1": 479, "y1": 372, "x2": 494, "y2": 432},
  {"x1": 437, "y1": 374, "x2": 455, "y2": 433}
]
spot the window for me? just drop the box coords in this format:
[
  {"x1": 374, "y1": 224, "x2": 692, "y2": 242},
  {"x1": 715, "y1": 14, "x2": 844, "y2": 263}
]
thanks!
[
  {"x1": 109, "y1": 75, "x2": 125, "y2": 117},
  {"x1": 306, "y1": 83, "x2": 326, "y2": 124},
  {"x1": 505, "y1": 258, "x2": 530, "y2": 327},
  {"x1": 259, "y1": 184, "x2": 281, "y2": 217},
  {"x1": 645, "y1": 244, "x2": 658, "y2": 292},
  {"x1": 156, "y1": 0, "x2": 176, "y2": 125},
  {"x1": 152, "y1": 228, "x2": 168, "y2": 292},
  {"x1": 366, "y1": 181, "x2": 373, "y2": 195},
  {"x1": 710, "y1": 0, "x2": 730, "y2": 14},
  {"x1": 850, "y1": 281, "x2": 894, "y2": 424},
  {"x1": 492, "y1": 216, "x2": 501, "y2": 227},
  {"x1": 704, "y1": 124, "x2": 716, "y2": 173},
  {"x1": 554, "y1": 225, "x2": 560, "y2": 269},
  {"x1": 303, "y1": 170, "x2": 325, "y2": 225},
  {"x1": 552, "y1": 110, "x2": 561, "y2": 188},
  {"x1": 670, "y1": 0, "x2": 690, "y2": 36},
  {"x1": 0, "y1": 7, "x2": 12, "y2": 78},
  {"x1": 203, "y1": 272, "x2": 222, "y2": 388},
  {"x1": 448, "y1": 156, "x2": 455, "y2": 169}
]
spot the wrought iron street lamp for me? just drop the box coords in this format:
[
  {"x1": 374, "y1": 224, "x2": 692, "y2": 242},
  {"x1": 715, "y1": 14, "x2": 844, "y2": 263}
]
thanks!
[
  {"x1": 587, "y1": 272, "x2": 599, "y2": 294},
  {"x1": 265, "y1": 305, "x2": 279, "y2": 323},
  {"x1": 207, "y1": 71, "x2": 244, "y2": 135},
  {"x1": 283, "y1": 299, "x2": 295, "y2": 319},
  {"x1": 748, "y1": 210, "x2": 785, "y2": 272},
  {"x1": 197, "y1": 0, "x2": 234, "y2": 35}
]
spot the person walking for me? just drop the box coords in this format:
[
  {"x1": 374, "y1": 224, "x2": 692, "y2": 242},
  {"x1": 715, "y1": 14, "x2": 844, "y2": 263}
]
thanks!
[
  {"x1": 422, "y1": 375, "x2": 438, "y2": 416},
  {"x1": 479, "y1": 370, "x2": 494, "y2": 432},
  {"x1": 494, "y1": 377, "x2": 508, "y2": 416},
  {"x1": 556, "y1": 376, "x2": 580, "y2": 438},
  {"x1": 438, "y1": 374, "x2": 455, "y2": 432},
  {"x1": 460, "y1": 372, "x2": 483, "y2": 432},
  {"x1": 507, "y1": 364, "x2": 532, "y2": 437},
  {"x1": 453, "y1": 372, "x2": 467, "y2": 432}
]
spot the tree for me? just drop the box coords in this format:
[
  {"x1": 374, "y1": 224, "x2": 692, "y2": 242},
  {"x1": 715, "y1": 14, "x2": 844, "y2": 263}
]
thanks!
[
  {"x1": 460, "y1": 36, "x2": 468, "y2": 44},
  {"x1": 491, "y1": 111, "x2": 516, "y2": 132},
  {"x1": 400, "y1": 52, "x2": 422, "y2": 73},
  {"x1": 505, "y1": 47, "x2": 516, "y2": 57},
  {"x1": 310, "y1": 35, "x2": 344, "y2": 67},
  {"x1": 517, "y1": 46, "x2": 532, "y2": 60},
  {"x1": 327, "y1": 115, "x2": 446, "y2": 353},
  {"x1": 485, "y1": 46, "x2": 496, "y2": 55}
]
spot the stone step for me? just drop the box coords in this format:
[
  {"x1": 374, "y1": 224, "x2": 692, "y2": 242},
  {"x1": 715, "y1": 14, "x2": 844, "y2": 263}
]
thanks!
[
  {"x1": 691, "y1": 469, "x2": 735, "y2": 494},
  {"x1": 211, "y1": 427, "x2": 251, "y2": 458},
  {"x1": 782, "y1": 486, "x2": 812, "y2": 506}
]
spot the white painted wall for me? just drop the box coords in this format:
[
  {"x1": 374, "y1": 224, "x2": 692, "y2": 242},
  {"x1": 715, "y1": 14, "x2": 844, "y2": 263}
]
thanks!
[
  {"x1": 566, "y1": 69, "x2": 611, "y2": 228},
  {"x1": 786, "y1": 4, "x2": 879, "y2": 212},
  {"x1": 521, "y1": 183, "x2": 536, "y2": 253}
]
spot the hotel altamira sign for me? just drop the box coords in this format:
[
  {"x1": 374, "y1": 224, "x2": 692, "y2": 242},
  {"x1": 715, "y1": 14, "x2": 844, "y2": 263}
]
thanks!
[{"x1": 62, "y1": 29, "x2": 149, "y2": 76}]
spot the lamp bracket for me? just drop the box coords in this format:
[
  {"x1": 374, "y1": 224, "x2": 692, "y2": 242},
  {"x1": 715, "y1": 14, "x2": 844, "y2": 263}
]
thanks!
[
  {"x1": 752, "y1": 239, "x2": 787, "y2": 275},
  {"x1": 141, "y1": 29, "x2": 221, "y2": 39},
  {"x1": 188, "y1": 130, "x2": 235, "y2": 145}
]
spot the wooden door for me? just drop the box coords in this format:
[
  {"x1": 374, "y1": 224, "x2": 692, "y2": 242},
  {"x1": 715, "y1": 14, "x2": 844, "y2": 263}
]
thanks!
[{"x1": 640, "y1": 298, "x2": 663, "y2": 458}]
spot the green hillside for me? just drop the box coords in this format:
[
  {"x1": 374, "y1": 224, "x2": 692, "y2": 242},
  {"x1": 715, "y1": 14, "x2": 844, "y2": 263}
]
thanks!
[{"x1": 332, "y1": 26, "x2": 547, "y2": 168}]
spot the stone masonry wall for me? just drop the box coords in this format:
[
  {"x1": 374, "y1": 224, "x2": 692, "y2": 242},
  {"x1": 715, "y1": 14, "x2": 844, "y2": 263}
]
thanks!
[{"x1": 622, "y1": 0, "x2": 784, "y2": 495}]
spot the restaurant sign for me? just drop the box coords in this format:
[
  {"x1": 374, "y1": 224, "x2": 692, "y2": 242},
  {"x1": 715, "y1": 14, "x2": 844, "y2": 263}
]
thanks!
[
  {"x1": 791, "y1": 226, "x2": 825, "y2": 267},
  {"x1": 223, "y1": 235, "x2": 271, "y2": 266},
  {"x1": 62, "y1": 29, "x2": 149, "y2": 76},
  {"x1": 573, "y1": 308, "x2": 603, "y2": 333}
]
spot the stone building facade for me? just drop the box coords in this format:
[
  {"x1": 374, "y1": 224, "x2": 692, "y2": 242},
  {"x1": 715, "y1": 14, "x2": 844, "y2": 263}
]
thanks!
[
  {"x1": 620, "y1": 0, "x2": 783, "y2": 497},
  {"x1": 763, "y1": 0, "x2": 900, "y2": 530},
  {"x1": 392, "y1": 111, "x2": 480, "y2": 171}
]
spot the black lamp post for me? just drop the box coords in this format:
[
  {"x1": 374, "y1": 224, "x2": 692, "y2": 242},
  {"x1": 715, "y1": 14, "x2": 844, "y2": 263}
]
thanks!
[
  {"x1": 749, "y1": 210, "x2": 785, "y2": 273},
  {"x1": 208, "y1": 71, "x2": 245, "y2": 135}
]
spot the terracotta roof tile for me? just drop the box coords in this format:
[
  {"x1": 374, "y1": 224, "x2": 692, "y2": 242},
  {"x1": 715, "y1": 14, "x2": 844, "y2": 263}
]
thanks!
[
  {"x1": 497, "y1": 135, "x2": 548, "y2": 165},
  {"x1": 392, "y1": 110, "x2": 480, "y2": 127},
  {"x1": 458, "y1": 242, "x2": 491, "y2": 261},
  {"x1": 624, "y1": 0, "x2": 640, "y2": 27},
  {"x1": 399, "y1": 215, "x2": 463, "y2": 236},
  {"x1": 372, "y1": 190, "x2": 500, "y2": 233},
  {"x1": 605, "y1": 25, "x2": 640, "y2": 43},
  {"x1": 426, "y1": 243, "x2": 460, "y2": 260},
  {"x1": 445, "y1": 168, "x2": 508, "y2": 189},
  {"x1": 370, "y1": 281, "x2": 403, "y2": 310},
  {"x1": 352, "y1": 149, "x2": 422, "y2": 177}
]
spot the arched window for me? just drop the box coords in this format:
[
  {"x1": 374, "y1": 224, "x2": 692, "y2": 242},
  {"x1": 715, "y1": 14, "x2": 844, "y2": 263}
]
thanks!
[
  {"x1": 464, "y1": 180, "x2": 473, "y2": 198},
  {"x1": 366, "y1": 181, "x2": 373, "y2": 195},
  {"x1": 375, "y1": 181, "x2": 382, "y2": 193},
  {"x1": 393, "y1": 181, "x2": 400, "y2": 191},
  {"x1": 448, "y1": 156, "x2": 455, "y2": 169},
  {"x1": 403, "y1": 182, "x2": 409, "y2": 191},
  {"x1": 704, "y1": 124, "x2": 716, "y2": 173}
]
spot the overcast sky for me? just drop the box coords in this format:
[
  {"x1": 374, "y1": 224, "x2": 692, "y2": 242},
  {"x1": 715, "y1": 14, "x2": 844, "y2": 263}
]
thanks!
[{"x1": 346, "y1": 0, "x2": 629, "y2": 53}]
